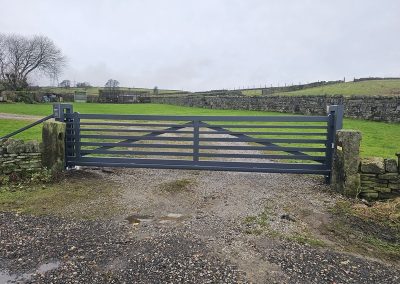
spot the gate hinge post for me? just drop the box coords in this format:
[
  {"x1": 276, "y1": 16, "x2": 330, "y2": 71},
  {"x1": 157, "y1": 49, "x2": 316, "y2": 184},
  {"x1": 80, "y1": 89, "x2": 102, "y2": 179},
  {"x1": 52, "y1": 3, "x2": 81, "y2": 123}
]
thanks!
[
  {"x1": 53, "y1": 103, "x2": 73, "y2": 122},
  {"x1": 193, "y1": 119, "x2": 200, "y2": 163}
]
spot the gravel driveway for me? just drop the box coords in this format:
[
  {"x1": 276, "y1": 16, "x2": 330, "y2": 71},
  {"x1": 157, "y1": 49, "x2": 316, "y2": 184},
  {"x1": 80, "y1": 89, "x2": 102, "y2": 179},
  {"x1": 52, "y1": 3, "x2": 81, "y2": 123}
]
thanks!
[
  {"x1": 0, "y1": 113, "x2": 45, "y2": 121},
  {"x1": 1, "y1": 166, "x2": 399, "y2": 283}
]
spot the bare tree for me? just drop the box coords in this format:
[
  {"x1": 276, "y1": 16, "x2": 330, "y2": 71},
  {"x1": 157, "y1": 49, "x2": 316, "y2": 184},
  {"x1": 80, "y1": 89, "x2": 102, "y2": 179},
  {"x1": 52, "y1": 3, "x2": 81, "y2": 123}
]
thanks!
[
  {"x1": 105, "y1": 79, "x2": 119, "y2": 89},
  {"x1": 76, "y1": 81, "x2": 91, "y2": 88},
  {"x1": 0, "y1": 33, "x2": 66, "y2": 90},
  {"x1": 59, "y1": 79, "x2": 71, "y2": 88}
]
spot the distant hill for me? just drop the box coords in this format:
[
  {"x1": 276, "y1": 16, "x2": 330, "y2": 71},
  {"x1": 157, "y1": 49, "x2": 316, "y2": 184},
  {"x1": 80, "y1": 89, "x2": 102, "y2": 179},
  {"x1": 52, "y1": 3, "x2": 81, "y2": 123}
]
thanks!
[
  {"x1": 29, "y1": 79, "x2": 400, "y2": 97},
  {"x1": 271, "y1": 79, "x2": 400, "y2": 97},
  {"x1": 36, "y1": 86, "x2": 185, "y2": 96}
]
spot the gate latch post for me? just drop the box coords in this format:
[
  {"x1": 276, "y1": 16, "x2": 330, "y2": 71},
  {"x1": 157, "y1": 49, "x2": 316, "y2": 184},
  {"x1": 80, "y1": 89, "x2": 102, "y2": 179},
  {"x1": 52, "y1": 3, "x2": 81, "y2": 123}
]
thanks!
[{"x1": 53, "y1": 103, "x2": 73, "y2": 122}]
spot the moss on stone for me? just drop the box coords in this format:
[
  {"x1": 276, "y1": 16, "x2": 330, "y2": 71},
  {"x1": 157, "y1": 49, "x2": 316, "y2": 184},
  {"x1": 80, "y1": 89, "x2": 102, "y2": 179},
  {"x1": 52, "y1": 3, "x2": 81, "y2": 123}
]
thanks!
[{"x1": 42, "y1": 121, "x2": 66, "y2": 172}]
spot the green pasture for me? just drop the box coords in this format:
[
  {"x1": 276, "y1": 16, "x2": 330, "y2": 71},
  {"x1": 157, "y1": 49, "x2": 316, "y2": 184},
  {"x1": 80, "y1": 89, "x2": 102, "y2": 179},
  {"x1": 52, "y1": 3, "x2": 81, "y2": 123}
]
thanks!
[
  {"x1": 0, "y1": 103, "x2": 399, "y2": 158},
  {"x1": 241, "y1": 80, "x2": 400, "y2": 97},
  {"x1": 275, "y1": 80, "x2": 400, "y2": 97},
  {"x1": 241, "y1": 89, "x2": 263, "y2": 96},
  {"x1": 39, "y1": 86, "x2": 183, "y2": 96},
  {"x1": 0, "y1": 103, "x2": 290, "y2": 117},
  {"x1": 0, "y1": 119, "x2": 43, "y2": 141}
]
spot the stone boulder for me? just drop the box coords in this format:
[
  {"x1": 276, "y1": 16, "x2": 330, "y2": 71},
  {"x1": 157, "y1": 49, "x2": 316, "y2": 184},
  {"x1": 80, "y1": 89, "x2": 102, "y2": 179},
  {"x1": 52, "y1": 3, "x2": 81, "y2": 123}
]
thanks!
[
  {"x1": 360, "y1": 157, "x2": 385, "y2": 174},
  {"x1": 384, "y1": 158, "x2": 398, "y2": 173},
  {"x1": 5, "y1": 139, "x2": 25, "y2": 154}
]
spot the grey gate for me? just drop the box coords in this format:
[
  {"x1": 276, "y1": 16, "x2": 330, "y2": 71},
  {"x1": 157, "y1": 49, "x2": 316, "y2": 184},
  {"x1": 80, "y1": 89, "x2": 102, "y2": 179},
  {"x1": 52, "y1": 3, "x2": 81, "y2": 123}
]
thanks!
[{"x1": 55, "y1": 104, "x2": 343, "y2": 182}]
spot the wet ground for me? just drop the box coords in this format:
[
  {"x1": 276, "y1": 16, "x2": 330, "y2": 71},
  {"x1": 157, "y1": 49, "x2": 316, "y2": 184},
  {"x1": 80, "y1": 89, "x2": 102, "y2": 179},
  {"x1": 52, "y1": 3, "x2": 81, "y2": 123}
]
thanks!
[
  {"x1": 0, "y1": 113, "x2": 45, "y2": 121},
  {"x1": 1, "y1": 168, "x2": 399, "y2": 283}
]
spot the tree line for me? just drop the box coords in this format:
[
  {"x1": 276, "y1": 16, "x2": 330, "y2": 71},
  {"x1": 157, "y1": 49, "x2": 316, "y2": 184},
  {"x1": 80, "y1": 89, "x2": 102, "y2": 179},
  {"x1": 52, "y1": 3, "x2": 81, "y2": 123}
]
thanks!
[
  {"x1": 58, "y1": 79, "x2": 120, "y2": 89},
  {"x1": 0, "y1": 33, "x2": 65, "y2": 90},
  {"x1": 0, "y1": 33, "x2": 122, "y2": 91}
]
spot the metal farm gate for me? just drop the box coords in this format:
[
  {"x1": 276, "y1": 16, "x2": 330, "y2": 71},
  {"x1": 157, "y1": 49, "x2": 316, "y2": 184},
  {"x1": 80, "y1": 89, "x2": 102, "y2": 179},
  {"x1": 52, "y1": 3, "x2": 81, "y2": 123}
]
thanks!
[{"x1": 54, "y1": 104, "x2": 343, "y2": 183}]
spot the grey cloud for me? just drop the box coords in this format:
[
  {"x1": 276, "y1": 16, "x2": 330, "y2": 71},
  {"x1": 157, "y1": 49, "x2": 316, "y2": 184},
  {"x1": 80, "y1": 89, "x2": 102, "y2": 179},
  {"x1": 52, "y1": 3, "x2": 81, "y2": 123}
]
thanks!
[{"x1": 0, "y1": 0, "x2": 399, "y2": 91}]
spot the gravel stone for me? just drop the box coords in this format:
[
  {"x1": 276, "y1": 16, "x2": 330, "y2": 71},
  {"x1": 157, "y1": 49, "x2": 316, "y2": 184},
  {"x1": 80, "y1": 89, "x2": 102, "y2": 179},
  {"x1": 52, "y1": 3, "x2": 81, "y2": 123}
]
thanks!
[{"x1": 1, "y1": 156, "x2": 399, "y2": 283}]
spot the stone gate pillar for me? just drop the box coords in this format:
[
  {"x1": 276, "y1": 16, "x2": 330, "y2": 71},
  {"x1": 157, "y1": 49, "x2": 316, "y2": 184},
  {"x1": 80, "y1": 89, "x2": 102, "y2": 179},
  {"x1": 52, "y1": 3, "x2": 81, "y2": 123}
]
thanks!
[
  {"x1": 331, "y1": 130, "x2": 362, "y2": 197},
  {"x1": 42, "y1": 121, "x2": 66, "y2": 172}
]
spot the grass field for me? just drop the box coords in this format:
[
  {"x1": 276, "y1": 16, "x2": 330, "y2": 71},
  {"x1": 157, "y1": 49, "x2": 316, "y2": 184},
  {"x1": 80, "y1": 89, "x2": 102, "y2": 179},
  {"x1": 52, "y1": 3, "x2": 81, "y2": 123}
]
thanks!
[
  {"x1": 0, "y1": 119, "x2": 43, "y2": 141},
  {"x1": 276, "y1": 80, "x2": 400, "y2": 97},
  {"x1": 0, "y1": 103, "x2": 294, "y2": 117},
  {"x1": 241, "y1": 80, "x2": 400, "y2": 97},
  {"x1": 241, "y1": 89, "x2": 263, "y2": 96},
  {"x1": 0, "y1": 103, "x2": 399, "y2": 158},
  {"x1": 39, "y1": 86, "x2": 184, "y2": 96}
]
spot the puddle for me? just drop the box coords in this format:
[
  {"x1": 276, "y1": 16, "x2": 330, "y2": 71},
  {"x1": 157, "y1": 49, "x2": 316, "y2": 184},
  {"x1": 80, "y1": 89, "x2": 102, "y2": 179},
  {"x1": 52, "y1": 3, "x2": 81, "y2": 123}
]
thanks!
[
  {"x1": 0, "y1": 272, "x2": 18, "y2": 284},
  {"x1": 166, "y1": 213, "x2": 183, "y2": 218},
  {"x1": 37, "y1": 260, "x2": 61, "y2": 273},
  {"x1": 126, "y1": 213, "x2": 185, "y2": 225},
  {"x1": 159, "y1": 213, "x2": 184, "y2": 224},
  {"x1": 126, "y1": 214, "x2": 154, "y2": 225},
  {"x1": 0, "y1": 260, "x2": 61, "y2": 283},
  {"x1": 0, "y1": 271, "x2": 30, "y2": 283}
]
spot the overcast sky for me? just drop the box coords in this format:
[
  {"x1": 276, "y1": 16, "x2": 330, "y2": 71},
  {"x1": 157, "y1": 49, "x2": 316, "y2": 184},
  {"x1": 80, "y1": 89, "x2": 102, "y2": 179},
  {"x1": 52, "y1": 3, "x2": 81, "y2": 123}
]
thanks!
[{"x1": 1, "y1": 0, "x2": 399, "y2": 91}]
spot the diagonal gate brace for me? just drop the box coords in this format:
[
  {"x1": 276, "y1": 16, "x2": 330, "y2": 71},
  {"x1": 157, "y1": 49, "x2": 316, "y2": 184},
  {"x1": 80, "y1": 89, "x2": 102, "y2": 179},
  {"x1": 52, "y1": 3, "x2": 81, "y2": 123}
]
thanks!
[
  {"x1": 81, "y1": 121, "x2": 194, "y2": 157},
  {"x1": 199, "y1": 122, "x2": 324, "y2": 163}
]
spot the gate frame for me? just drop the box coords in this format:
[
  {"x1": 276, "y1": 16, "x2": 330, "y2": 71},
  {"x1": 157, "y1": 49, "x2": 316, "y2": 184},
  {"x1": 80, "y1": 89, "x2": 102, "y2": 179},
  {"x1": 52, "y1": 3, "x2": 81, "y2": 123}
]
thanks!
[{"x1": 54, "y1": 104, "x2": 343, "y2": 183}]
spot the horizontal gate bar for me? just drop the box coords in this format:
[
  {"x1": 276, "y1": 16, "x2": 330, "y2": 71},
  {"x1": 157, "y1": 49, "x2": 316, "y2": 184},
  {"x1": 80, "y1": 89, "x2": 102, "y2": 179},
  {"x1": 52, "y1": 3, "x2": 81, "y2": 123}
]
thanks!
[
  {"x1": 78, "y1": 122, "x2": 193, "y2": 127},
  {"x1": 77, "y1": 142, "x2": 326, "y2": 152},
  {"x1": 75, "y1": 123, "x2": 327, "y2": 129},
  {"x1": 72, "y1": 134, "x2": 194, "y2": 141},
  {"x1": 79, "y1": 128, "x2": 326, "y2": 136},
  {"x1": 71, "y1": 134, "x2": 327, "y2": 144},
  {"x1": 198, "y1": 131, "x2": 327, "y2": 136},
  {"x1": 67, "y1": 113, "x2": 329, "y2": 122},
  {"x1": 79, "y1": 150, "x2": 324, "y2": 161},
  {"x1": 80, "y1": 142, "x2": 193, "y2": 149},
  {"x1": 67, "y1": 156, "x2": 328, "y2": 170},
  {"x1": 199, "y1": 137, "x2": 327, "y2": 143},
  {"x1": 202, "y1": 125, "x2": 327, "y2": 129},
  {"x1": 80, "y1": 150, "x2": 193, "y2": 156},
  {"x1": 198, "y1": 153, "x2": 326, "y2": 161},
  {"x1": 68, "y1": 161, "x2": 330, "y2": 175},
  {"x1": 199, "y1": 145, "x2": 326, "y2": 152},
  {"x1": 80, "y1": 128, "x2": 194, "y2": 134}
]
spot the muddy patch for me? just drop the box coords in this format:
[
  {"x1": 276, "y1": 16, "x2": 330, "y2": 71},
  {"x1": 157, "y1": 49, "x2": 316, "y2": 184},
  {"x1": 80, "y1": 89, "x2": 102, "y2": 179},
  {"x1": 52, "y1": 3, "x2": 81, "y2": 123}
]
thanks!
[
  {"x1": 125, "y1": 213, "x2": 186, "y2": 225},
  {"x1": 157, "y1": 179, "x2": 194, "y2": 194},
  {"x1": 158, "y1": 213, "x2": 185, "y2": 224},
  {"x1": 125, "y1": 214, "x2": 154, "y2": 224},
  {"x1": 319, "y1": 200, "x2": 400, "y2": 261}
]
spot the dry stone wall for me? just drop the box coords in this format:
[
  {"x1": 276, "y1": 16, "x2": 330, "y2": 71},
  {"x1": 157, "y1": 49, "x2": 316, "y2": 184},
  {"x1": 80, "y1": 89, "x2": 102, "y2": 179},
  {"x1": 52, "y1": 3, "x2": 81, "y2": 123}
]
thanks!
[
  {"x1": 1, "y1": 121, "x2": 67, "y2": 182},
  {"x1": 149, "y1": 95, "x2": 400, "y2": 122},
  {"x1": 359, "y1": 156, "x2": 400, "y2": 200},
  {"x1": 332, "y1": 130, "x2": 400, "y2": 200},
  {"x1": 0, "y1": 139, "x2": 42, "y2": 177}
]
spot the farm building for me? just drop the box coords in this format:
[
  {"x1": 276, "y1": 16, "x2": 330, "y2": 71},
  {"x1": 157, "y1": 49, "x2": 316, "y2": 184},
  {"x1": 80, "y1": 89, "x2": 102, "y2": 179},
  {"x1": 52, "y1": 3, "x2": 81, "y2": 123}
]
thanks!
[
  {"x1": 98, "y1": 89, "x2": 150, "y2": 103},
  {"x1": 74, "y1": 91, "x2": 87, "y2": 103}
]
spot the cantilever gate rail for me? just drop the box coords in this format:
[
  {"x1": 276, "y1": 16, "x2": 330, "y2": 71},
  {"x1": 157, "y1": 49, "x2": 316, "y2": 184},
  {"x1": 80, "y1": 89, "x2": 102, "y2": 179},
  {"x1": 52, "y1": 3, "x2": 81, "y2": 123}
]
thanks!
[{"x1": 58, "y1": 104, "x2": 343, "y2": 182}]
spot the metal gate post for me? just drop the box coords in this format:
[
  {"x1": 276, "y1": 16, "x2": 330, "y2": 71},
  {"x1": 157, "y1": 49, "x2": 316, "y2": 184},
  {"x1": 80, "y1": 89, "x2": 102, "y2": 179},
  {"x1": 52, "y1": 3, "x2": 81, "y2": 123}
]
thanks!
[
  {"x1": 193, "y1": 119, "x2": 200, "y2": 163},
  {"x1": 73, "y1": 112, "x2": 81, "y2": 160},
  {"x1": 327, "y1": 105, "x2": 344, "y2": 133},
  {"x1": 53, "y1": 103, "x2": 73, "y2": 122},
  {"x1": 325, "y1": 105, "x2": 344, "y2": 183},
  {"x1": 53, "y1": 104, "x2": 74, "y2": 168}
]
